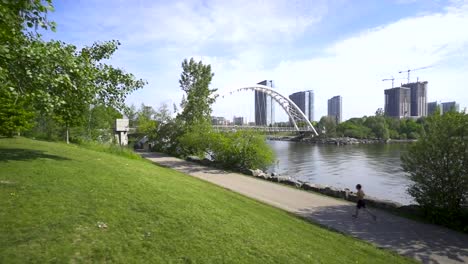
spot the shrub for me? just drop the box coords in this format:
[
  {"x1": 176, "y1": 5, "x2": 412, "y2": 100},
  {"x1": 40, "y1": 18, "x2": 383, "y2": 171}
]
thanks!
[
  {"x1": 402, "y1": 111, "x2": 468, "y2": 230},
  {"x1": 408, "y1": 132, "x2": 420, "y2": 139},
  {"x1": 211, "y1": 131, "x2": 275, "y2": 170},
  {"x1": 178, "y1": 128, "x2": 275, "y2": 170}
]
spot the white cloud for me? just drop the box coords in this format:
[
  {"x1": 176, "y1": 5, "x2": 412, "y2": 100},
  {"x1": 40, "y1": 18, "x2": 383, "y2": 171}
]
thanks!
[{"x1": 124, "y1": 0, "x2": 326, "y2": 46}]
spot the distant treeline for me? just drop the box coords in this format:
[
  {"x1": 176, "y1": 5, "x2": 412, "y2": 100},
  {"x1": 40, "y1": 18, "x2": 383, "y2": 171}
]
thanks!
[{"x1": 315, "y1": 109, "x2": 444, "y2": 140}]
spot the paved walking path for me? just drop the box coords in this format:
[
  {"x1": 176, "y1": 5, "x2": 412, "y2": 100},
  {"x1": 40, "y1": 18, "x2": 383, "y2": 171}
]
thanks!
[{"x1": 141, "y1": 152, "x2": 468, "y2": 264}]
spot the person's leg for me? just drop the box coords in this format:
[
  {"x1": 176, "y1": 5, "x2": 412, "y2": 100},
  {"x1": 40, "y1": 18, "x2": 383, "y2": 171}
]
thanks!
[
  {"x1": 363, "y1": 208, "x2": 377, "y2": 220},
  {"x1": 353, "y1": 200, "x2": 364, "y2": 218},
  {"x1": 352, "y1": 207, "x2": 359, "y2": 218}
]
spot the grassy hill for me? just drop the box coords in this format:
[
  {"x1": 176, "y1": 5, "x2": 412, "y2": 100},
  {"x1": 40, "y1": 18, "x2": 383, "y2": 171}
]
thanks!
[{"x1": 0, "y1": 137, "x2": 412, "y2": 263}]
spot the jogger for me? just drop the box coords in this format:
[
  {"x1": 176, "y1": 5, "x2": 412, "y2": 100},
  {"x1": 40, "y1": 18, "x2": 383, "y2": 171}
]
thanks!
[{"x1": 352, "y1": 184, "x2": 377, "y2": 221}]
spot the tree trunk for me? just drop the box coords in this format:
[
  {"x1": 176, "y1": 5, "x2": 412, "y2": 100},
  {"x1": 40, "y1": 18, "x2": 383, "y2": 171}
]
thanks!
[{"x1": 66, "y1": 126, "x2": 69, "y2": 144}]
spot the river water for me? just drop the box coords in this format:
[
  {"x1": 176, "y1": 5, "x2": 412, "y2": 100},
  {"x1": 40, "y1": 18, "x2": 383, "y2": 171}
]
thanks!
[{"x1": 266, "y1": 140, "x2": 414, "y2": 205}]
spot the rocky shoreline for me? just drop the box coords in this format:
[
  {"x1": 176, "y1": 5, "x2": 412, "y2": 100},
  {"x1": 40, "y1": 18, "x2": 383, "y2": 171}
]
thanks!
[
  {"x1": 185, "y1": 155, "x2": 421, "y2": 216},
  {"x1": 267, "y1": 136, "x2": 416, "y2": 145}
]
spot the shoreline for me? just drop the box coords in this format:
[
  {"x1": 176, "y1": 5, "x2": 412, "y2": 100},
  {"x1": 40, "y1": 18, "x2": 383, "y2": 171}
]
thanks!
[{"x1": 267, "y1": 136, "x2": 416, "y2": 145}]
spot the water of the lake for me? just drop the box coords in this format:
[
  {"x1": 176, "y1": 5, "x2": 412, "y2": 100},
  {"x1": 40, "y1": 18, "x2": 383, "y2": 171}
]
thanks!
[{"x1": 266, "y1": 140, "x2": 414, "y2": 205}]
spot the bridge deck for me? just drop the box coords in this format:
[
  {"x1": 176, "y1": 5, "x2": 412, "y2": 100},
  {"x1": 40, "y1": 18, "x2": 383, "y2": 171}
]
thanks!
[{"x1": 212, "y1": 125, "x2": 313, "y2": 132}]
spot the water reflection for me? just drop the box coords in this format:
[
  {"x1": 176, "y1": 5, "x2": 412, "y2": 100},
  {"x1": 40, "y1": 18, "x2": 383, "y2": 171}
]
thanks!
[{"x1": 267, "y1": 141, "x2": 413, "y2": 204}]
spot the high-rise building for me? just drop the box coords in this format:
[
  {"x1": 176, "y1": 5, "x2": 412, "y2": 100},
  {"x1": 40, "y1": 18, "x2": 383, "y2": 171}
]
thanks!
[
  {"x1": 233, "y1": 116, "x2": 244, "y2": 126},
  {"x1": 441, "y1": 101, "x2": 460, "y2": 114},
  {"x1": 384, "y1": 87, "x2": 411, "y2": 118},
  {"x1": 327, "y1": 95, "x2": 342, "y2": 123},
  {"x1": 427, "y1": 101, "x2": 439, "y2": 116},
  {"x1": 289, "y1": 90, "x2": 314, "y2": 122},
  {"x1": 402, "y1": 81, "x2": 428, "y2": 117},
  {"x1": 211, "y1": 116, "x2": 227, "y2": 125},
  {"x1": 255, "y1": 80, "x2": 275, "y2": 126}
]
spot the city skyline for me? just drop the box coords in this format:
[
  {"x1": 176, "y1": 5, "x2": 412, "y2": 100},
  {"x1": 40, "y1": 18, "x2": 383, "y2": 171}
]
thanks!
[
  {"x1": 211, "y1": 81, "x2": 461, "y2": 125},
  {"x1": 43, "y1": 1, "x2": 468, "y2": 121}
]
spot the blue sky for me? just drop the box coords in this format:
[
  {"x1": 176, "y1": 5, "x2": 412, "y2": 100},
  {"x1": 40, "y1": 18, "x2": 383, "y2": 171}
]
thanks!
[{"x1": 43, "y1": 0, "x2": 468, "y2": 121}]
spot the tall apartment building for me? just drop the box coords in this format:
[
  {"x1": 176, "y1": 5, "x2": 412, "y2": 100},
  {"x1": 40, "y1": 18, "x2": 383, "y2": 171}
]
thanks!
[
  {"x1": 211, "y1": 116, "x2": 227, "y2": 125},
  {"x1": 441, "y1": 101, "x2": 460, "y2": 114},
  {"x1": 255, "y1": 80, "x2": 275, "y2": 126},
  {"x1": 327, "y1": 95, "x2": 342, "y2": 123},
  {"x1": 402, "y1": 81, "x2": 428, "y2": 117},
  {"x1": 289, "y1": 90, "x2": 314, "y2": 122},
  {"x1": 427, "y1": 101, "x2": 439, "y2": 116},
  {"x1": 384, "y1": 87, "x2": 411, "y2": 118}
]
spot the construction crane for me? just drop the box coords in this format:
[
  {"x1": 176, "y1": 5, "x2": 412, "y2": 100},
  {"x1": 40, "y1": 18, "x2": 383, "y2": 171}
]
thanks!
[
  {"x1": 382, "y1": 76, "x2": 395, "y2": 88},
  {"x1": 399, "y1": 65, "x2": 432, "y2": 83},
  {"x1": 382, "y1": 76, "x2": 406, "y2": 88}
]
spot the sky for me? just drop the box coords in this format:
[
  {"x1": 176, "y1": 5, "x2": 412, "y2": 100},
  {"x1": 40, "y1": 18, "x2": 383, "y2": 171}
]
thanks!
[{"x1": 43, "y1": 0, "x2": 468, "y2": 122}]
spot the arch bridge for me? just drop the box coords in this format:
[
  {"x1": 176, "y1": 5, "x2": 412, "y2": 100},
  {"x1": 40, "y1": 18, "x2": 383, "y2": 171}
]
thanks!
[{"x1": 217, "y1": 85, "x2": 318, "y2": 136}]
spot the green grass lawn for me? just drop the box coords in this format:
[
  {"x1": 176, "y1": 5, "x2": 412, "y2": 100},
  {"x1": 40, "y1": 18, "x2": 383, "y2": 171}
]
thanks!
[{"x1": 0, "y1": 137, "x2": 413, "y2": 263}]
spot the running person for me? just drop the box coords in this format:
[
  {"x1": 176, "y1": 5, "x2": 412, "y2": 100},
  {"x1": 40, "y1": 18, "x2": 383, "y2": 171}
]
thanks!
[{"x1": 352, "y1": 184, "x2": 377, "y2": 221}]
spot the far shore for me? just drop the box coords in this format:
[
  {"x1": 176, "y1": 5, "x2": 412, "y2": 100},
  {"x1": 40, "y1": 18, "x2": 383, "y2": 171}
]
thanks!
[{"x1": 267, "y1": 136, "x2": 417, "y2": 145}]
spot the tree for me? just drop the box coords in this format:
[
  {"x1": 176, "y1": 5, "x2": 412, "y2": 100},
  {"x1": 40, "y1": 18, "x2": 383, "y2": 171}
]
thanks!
[
  {"x1": 1, "y1": 1, "x2": 146, "y2": 142},
  {"x1": 364, "y1": 116, "x2": 389, "y2": 140},
  {"x1": 400, "y1": 118, "x2": 423, "y2": 139},
  {"x1": 135, "y1": 104, "x2": 157, "y2": 138},
  {"x1": 1, "y1": 2, "x2": 146, "y2": 143},
  {"x1": 154, "y1": 103, "x2": 172, "y2": 124},
  {"x1": 3, "y1": 39, "x2": 145, "y2": 143},
  {"x1": 318, "y1": 116, "x2": 337, "y2": 137},
  {"x1": 375, "y1": 108, "x2": 384, "y2": 116},
  {"x1": 178, "y1": 58, "x2": 217, "y2": 126},
  {"x1": 153, "y1": 58, "x2": 216, "y2": 155},
  {"x1": 86, "y1": 104, "x2": 122, "y2": 141},
  {"x1": 402, "y1": 111, "x2": 468, "y2": 227},
  {"x1": 337, "y1": 121, "x2": 370, "y2": 139},
  {"x1": 124, "y1": 104, "x2": 138, "y2": 128},
  {"x1": 48, "y1": 40, "x2": 145, "y2": 143},
  {"x1": 1, "y1": 0, "x2": 55, "y2": 137},
  {"x1": 0, "y1": 89, "x2": 34, "y2": 137},
  {"x1": 151, "y1": 58, "x2": 275, "y2": 171}
]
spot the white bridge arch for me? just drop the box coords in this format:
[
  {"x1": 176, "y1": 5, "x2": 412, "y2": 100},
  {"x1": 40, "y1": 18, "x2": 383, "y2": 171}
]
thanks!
[{"x1": 218, "y1": 85, "x2": 318, "y2": 136}]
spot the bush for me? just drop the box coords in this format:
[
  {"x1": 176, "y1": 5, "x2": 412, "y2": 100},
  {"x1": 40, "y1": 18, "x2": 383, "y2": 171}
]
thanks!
[
  {"x1": 178, "y1": 128, "x2": 275, "y2": 170},
  {"x1": 211, "y1": 131, "x2": 275, "y2": 170},
  {"x1": 408, "y1": 132, "x2": 420, "y2": 139},
  {"x1": 402, "y1": 111, "x2": 468, "y2": 230},
  {"x1": 389, "y1": 129, "x2": 399, "y2": 139}
]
